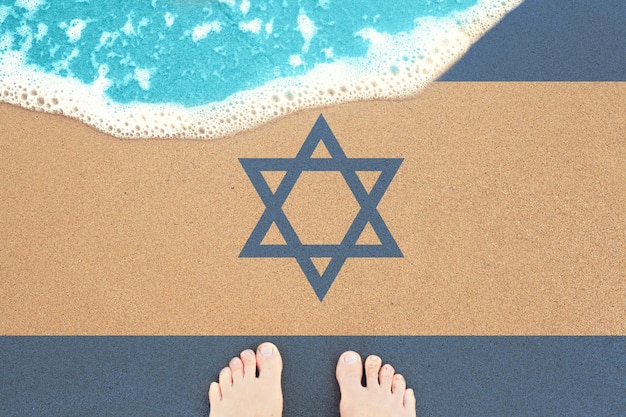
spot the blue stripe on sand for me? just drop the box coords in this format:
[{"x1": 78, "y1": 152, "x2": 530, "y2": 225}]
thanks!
[
  {"x1": 1, "y1": 336, "x2": 624, "y2": 417},
  {"x1": 441, "y1": 0, "x2": 626, "y2": 81}
]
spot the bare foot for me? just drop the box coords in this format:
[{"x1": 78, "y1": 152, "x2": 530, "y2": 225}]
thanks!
[
  {"x1": 336, "y1": 351, "x2": 416, "y2": 417},
  {"x1": 208, "y1": 342, "x2": 283, "y2": 417}
]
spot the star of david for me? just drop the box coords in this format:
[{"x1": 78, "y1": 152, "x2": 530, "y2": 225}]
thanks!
[{"x1": 239, "y1": 114, "x2": 403, "y2": 301}]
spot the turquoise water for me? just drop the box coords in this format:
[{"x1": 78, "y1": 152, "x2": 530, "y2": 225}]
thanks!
[{"x1": 0, "y1": 0, "x2": 522, "y2": 138}]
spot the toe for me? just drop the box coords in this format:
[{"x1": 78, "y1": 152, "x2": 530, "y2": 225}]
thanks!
[
  {"x1": 336, "y1": 351, "x2": 363, "y2": 394},
  {"x1": 256, "y1": 342, "x2": 282, "y2": 382},
  {"x1": 208, "y1": 381, "x2": 221, "y2": 403},
  {"x1": 218, "y1": 366, "x2": 233, "y2": 393},
  {"x1": 379, "y1": 363, "x2": 395, "y2": 391},
  {"x1": 391, "y1": 373, "x2": 406, "y2": 397},
  {"x1": 229, "y1": 357, "x2": 244, "y2": 383},
  {"x1": 364, "y1": 355, "x2": 383, "y2": 388},
  {"x1": 404, "y1": 388, "x2": 417, "y2": 415},
  {"x1": 240, "y1": 349, "x2": 256, "y2": 381}
]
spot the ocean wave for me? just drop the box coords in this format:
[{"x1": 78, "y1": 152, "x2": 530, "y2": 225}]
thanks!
[{"x1": 0, "y1": 0, "x2": 523, "y2": 139}]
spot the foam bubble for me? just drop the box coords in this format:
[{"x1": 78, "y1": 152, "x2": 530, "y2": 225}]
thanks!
[{"x1": 0, "y1": 0, "x2": 523, "y2": 140}]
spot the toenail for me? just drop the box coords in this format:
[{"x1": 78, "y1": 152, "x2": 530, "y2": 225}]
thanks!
[
  {"x1": 242, "y1": 349, "x2": 254, "y2": 357},
  {"x1": 344, "y1": 353, "x2": 358, "y2": 364},
  {"x1": 260, "y1": 346, "x2": 273, "y2": 357},
  {"x1": 230, "y1": 358, "x2": 240, "y2": 367}
]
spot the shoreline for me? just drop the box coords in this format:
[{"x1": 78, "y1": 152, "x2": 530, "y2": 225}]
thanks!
[{"x1": 0, "y1": 0, "x2": 523, "y2": 139}]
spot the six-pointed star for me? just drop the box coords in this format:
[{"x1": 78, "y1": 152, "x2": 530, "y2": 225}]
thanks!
[{"x1": 239, "y1": 114, "x2": 403, "y2": 301}]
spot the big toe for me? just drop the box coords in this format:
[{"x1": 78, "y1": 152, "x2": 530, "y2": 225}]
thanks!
[
  {"x1": 336, "y1": 351, "x2": 363, "y2": 394},
  {"x1": 256, "y1": 342, "x2": 282, "y2": 382}
]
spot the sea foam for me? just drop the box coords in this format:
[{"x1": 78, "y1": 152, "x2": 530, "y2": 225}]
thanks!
[{"x1": 0, "y1": 0, "x2": 523, "y2": 139}]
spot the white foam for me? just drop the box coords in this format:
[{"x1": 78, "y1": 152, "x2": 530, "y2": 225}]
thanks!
[
  {"x1": 35, "y1": 23, "x2": 47, "y2": 41},
  {"x1": 240, "y1": 0, "x2": 251, "y2": 15},
  {"x1": 121, "y1": 17, "x2": 135, "y2": 36},
  {"x1": 191, "y1": 21, "x2": 222, "y2": 41},
  {"x1": 14, "y1": 0, "x2": 45, "y2": 13},
  {"x1": 0, "y1": 0, "x2": 523, "y2": 140},
  {"x1": 239, "y1": 18, "x2": 262, "y2": 34},
  {"x1": 97, "y1": 31, "x2": 118, "y2": 49},
  {"x1": 0, "y1": 6, "x2": 12, "y2": 24},
  {"x1": 289, "y1": 54, "x2": 303, "y2": 67},
  {"x1": 355, "y1": 27, "x2": 386, "y2": 46},
  {"x1": 93, "y1": 64, "x2": 112, "y2": 93},
  {"x1": 164, "y1": 12, "x2": 175, "y2": 28},
  {"x1": 297, "y1": 9, "x2": 316, "y2": 53},
  {"x1": 134, "y1": 68, "x2": 152, "y2": 90},
  {"x1": 137, "y1": 17, "x2": 150, "y2": 32},
  {"x1": 15, "y1": 23, "x2": 33, "y2": 52},
  {"x1": 0, "y1": 32, "x2": 14, "y2": 51},
  {"x1": 317, "y1": 0, "x2": 330, "y2": 9},
  {"x1": 65, "y1": 19, "x2": 87, "y2": 43},
  {"x1": 50, "y1": 46, "x2": 79, "y2": 75}
]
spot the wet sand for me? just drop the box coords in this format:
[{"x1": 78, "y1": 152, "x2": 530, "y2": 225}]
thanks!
[{"x1": 1, "y1": 81, "x2": 624, "y2": 335}]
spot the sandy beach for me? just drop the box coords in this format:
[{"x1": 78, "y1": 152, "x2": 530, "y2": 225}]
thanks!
[{"x1": 1, "y1": 81, "x2": 624, "y2": 335}]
